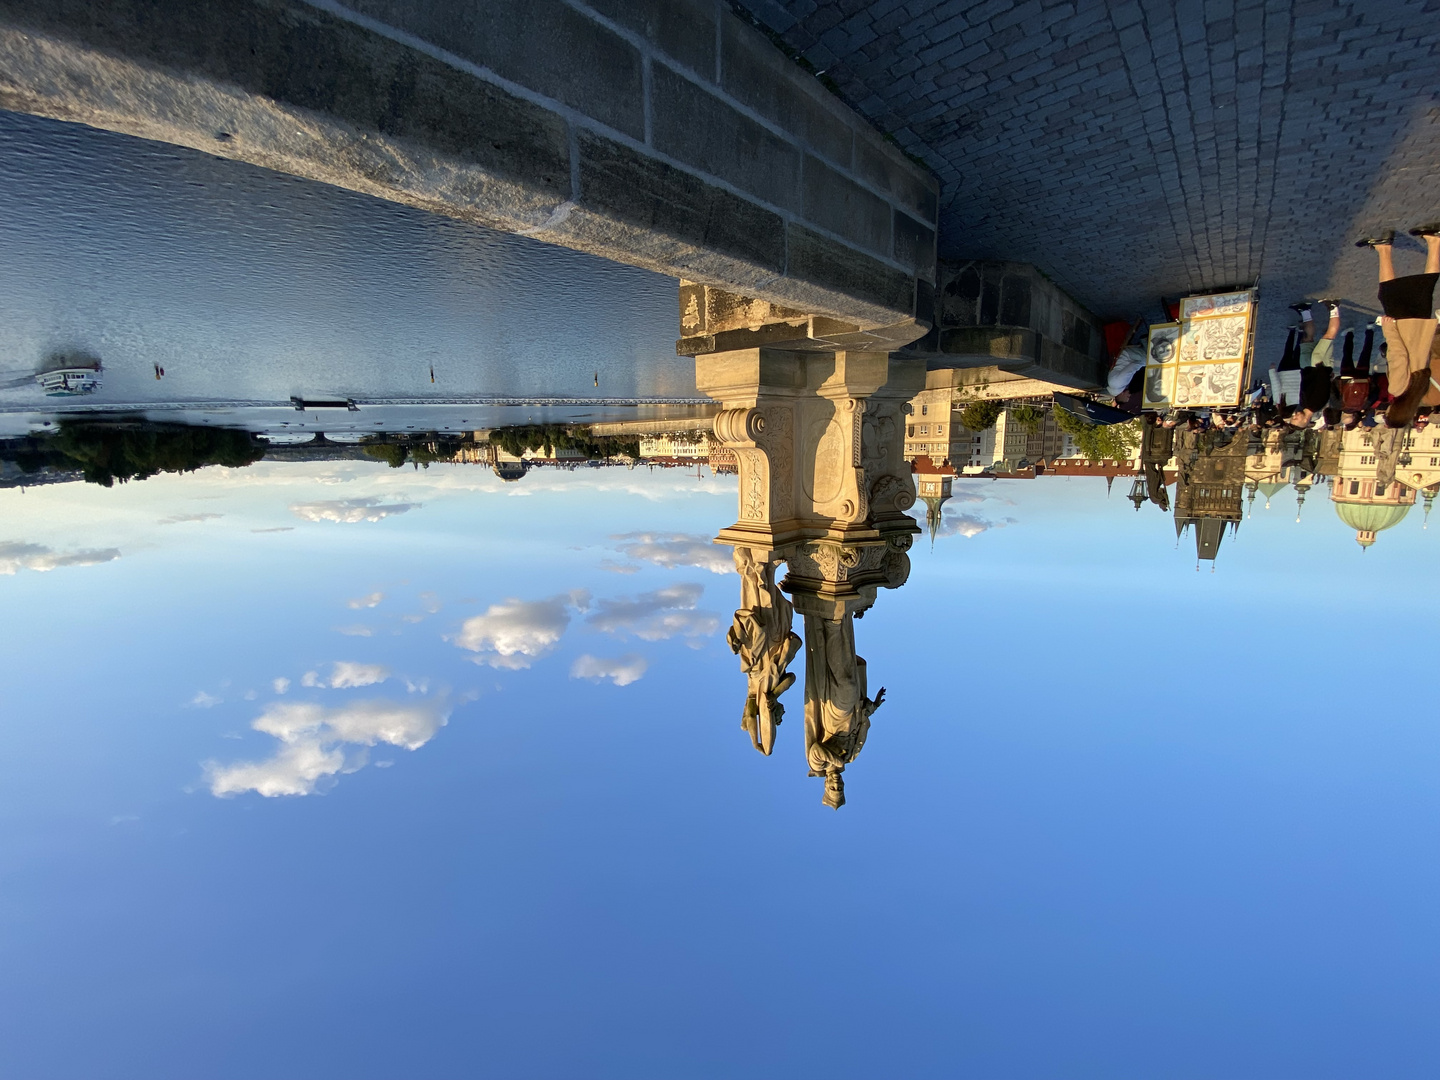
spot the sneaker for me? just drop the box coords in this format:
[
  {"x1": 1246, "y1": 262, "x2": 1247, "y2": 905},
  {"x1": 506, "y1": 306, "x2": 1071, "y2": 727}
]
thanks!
[
  {"x1": 1356, "y1": 230, "x2": 1397, "y2": 247},
  {"x1": 1289, "y1": 302, "x2": 1311, "y2": 314},
  {"x1": 1408, "y1": 222, "x2": 1440, "y2": 237}
]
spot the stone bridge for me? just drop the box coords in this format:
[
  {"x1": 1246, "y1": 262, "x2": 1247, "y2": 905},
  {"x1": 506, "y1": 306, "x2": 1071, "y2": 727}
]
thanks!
[{"x1": 0, "y1": 0, "x2": 940, "y2": 335}]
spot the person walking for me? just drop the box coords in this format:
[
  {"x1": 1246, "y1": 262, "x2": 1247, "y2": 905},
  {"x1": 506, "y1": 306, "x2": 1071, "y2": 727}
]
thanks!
[{"x1": 1356, "y1": 224, "x2": 1440, "y2": 426}]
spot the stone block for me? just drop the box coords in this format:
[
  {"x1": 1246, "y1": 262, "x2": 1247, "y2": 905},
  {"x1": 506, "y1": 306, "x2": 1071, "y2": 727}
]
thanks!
[
  {"x1": 786, "y1": 223, "x2": 915, "y2": 316},
  {"x1": 576, "y1": 130, "x2": 786, "y2": 274},
  {"x1": 337, "y1": 0, "x2": 645, "y2": 140},
  {"x1": 0, "y1": 0, "x2": 573, "y2": 200},
  {"x1": 719, "y1": 11, "x2": 855, "y2": 167},
  {"x1": 852, "y1": 136, "x2": 939, "y2": 224},
  {"x1": 802, "y1": 154, "x2": 891, "y2": 257},
  {"x1": 892, "y1": 210, "x2": 936, "y2": 278},
  {"x1": 651, "y1": 64, "x2": 802, "y2": 212},
  {"x1": 585, "y1": 0, "x2": 717, "y2": 79}
]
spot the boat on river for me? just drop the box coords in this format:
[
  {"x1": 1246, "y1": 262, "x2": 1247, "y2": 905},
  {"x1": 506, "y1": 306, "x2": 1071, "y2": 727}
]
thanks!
[{"x1": 36, "y1": 358, "x2": 102, "y2": 396}]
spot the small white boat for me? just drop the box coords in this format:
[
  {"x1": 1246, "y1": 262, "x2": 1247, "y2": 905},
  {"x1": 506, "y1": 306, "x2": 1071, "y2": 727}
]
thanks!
[{"x1": 36, "y1": 363, "x2": 102, "y2": 397}]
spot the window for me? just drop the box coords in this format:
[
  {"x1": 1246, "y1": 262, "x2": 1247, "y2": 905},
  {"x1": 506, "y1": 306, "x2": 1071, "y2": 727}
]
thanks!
[
  {"x1": 1431, "y1": 457, "x2": 1438, "y2": 466},
  {"x1": 907, "y1": 425, "x2": 914, "y2": 437},
  {"x1": 1350, "y1": 481, "x2": 1360, "y2": 495},
  {"x1": 919, "y1": 425, "x2": 929, "y2": 435},
  {"x1": 921, "y1": 404, "x2": 928, "y2": 415},
  {"x1": 1362, "y1": 436, "x2": 1373, "y2": 447},
  {"x1": 937, "y1": 424, "x2": 945, "y2": 435}
]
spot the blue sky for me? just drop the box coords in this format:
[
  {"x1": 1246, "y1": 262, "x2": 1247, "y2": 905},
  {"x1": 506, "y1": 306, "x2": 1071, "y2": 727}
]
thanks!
[{"x1": 1, "y1": 462, "x2": 1436, "y2": 1079}]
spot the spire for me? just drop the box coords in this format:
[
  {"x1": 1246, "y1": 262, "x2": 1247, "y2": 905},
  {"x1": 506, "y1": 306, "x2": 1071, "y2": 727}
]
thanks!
[
  {"x1": 1295, "y1": 488, "x2": 1305, "y2": 522},
  {"x1": 1425, "y1": 487, "x2": 1436, "y2": 529}
]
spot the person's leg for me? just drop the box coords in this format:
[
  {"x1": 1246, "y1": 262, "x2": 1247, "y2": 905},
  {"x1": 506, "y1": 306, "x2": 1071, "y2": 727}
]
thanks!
[
  {"x1": 1427, "y1": 233, "x2": 1440, "y2": 274},
  {"x1": 1341, "y1": 330, "x2": 1355, "y2": 377},
  {"x1": 1378, "y1": 240, "x2": 1396, "y2": 283},
  {"x1": 1358, "y1": 327, "x2": 1374, "y2": 374},
  {"x1": 1279, "y1": 326, "x2": 1299, "y2": 370}
]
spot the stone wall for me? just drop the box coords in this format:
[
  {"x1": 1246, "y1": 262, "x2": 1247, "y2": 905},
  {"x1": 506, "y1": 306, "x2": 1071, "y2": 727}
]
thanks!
[{"x1": 912, "y1": 259, "x2": 1109, "y2": 390}]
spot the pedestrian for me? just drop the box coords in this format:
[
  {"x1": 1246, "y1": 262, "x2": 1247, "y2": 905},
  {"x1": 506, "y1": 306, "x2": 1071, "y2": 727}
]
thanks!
[{"x1": 1355, "y1": 224, "x2": 1440, "y2": 426}]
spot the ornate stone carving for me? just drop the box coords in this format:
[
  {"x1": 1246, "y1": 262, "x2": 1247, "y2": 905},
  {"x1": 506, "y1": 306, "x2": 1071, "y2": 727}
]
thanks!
[
  {"x1": 802, "y1": 612, "x2": 885, "y2": 810},
  {"x1": 726, "y1": 547, "x2": 801, "y2": 756}
]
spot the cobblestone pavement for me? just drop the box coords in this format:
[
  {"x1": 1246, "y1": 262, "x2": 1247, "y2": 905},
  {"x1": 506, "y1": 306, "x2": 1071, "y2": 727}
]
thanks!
[{"x1": 736, "y1": 0, "x2": 1440, "y2": 359}]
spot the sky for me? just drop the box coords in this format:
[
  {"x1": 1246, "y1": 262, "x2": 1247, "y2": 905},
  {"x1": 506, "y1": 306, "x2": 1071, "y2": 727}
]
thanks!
[
  {"x1": 0, "y1": 460, "x2": 1437, "y2": 1080},
  {"x1": 1, "y1": 101, "x2": 1438, "y2": 1080}
]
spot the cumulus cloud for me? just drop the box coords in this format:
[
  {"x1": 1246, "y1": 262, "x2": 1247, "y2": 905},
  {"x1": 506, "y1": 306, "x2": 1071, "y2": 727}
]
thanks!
[
  {"x1": 347, "y1": 591, "x2": 384, "y2": 609},
  {"x1": 611, "y1": 532, "x2": 735, "y2": 575},
  {"x1": 0, "y1": 541, "x2": 120, "y2": 575},
  {"x1": 454, "y1": 590, "x2": 589, "y2": 669},
  {"x1": 289, "y1": 497, "x2": 419, "y2": 524},
  {"x1": 190, "y1": 691, "x2": 221, "y2": 708},
  {"x1": 205, "y1": 698, "x2": 449, "y2": 797},
  {"x1": 301, "y1": 671, "x2": 320, "y2": 687},
  {"x1": 587, "y1": 583, "x2": 720, "y2": 642},
  {"x1": 599, "y1": 559, "x2": 640, "y2": 574},
  {"x1": 326, "y1": 662, "x2": 389, "y2": 689},
  {"x1": 272, "y1": 677, "x2": 290, "y2": 695},
  {"x1": 570, "y1": 653, "x2": 648, "y2": 687}
]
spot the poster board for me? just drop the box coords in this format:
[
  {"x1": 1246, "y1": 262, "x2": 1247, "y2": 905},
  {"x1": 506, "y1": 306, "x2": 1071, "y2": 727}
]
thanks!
[
  {"x1": 1144, "y1": 290, "x2": 1255, "y2": 411},
  {"x1": 1142, "y1": 322, "x2": 1180, "y2": 410}
]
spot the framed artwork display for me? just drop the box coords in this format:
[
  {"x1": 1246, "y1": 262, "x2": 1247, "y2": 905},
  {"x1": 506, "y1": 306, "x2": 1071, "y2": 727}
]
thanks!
[
  {"x1": 1142, "y1": 322, "x2": 1180, "y2": 410},
  {"x1": 1144, "y1": 291, "x2": 1255, "y2": 410}
]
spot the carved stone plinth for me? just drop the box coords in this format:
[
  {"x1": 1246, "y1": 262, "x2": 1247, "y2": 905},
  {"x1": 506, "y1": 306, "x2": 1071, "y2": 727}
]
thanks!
[{"x1": 706, "y1": 347, "x2": 920, "y2": 807}]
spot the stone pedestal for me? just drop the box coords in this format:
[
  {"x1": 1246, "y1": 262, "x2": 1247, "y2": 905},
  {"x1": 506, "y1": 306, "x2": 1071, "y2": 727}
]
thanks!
[{"x1": 705, "y1": 346, "x2": 921, "y2": 806}]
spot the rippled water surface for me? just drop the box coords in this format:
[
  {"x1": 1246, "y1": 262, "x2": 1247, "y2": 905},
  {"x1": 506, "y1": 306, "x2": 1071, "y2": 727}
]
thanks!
[{"x1": 0, "y1": 111, "x2": 693, "y2": 407}]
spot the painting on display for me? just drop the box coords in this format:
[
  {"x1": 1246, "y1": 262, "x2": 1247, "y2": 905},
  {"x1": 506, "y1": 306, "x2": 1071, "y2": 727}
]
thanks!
[
  {"x1": 1180, "y1": 290, "x2": 1252, "y2": 320},
  {"x1": 1143, "y1": 290, "x2": 1255, "y2": 410},
  {"x1": 1142, "y1": 322, "x2": 1180, "y2": 409}
]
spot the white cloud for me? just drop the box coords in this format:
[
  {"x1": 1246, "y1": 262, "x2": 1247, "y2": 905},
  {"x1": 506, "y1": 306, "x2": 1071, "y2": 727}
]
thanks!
[
  {"x1": 159, "y1": 513, "x2": 223, "y2": 525},
  {"x1": 190, "y1": 691, "x2": 221, "y2": 708},
  {"x1": 599, "y1": 560, "x2": 640, "y2": 574},
  {"x1": 586, "y1": 583, "x2": 720, "y2": 642},
  {"x1": 301, "y1": 671, "x2": 320, "y2": 687},
  {"x1": 335, "y1": 624, "x2": 374, "y2": 637},
  {"x1": 272, "y1": 677, "x2": 291, "y2": 695},
  {"x1": 454, "y1": 590, "x2": 589, "y2": 669},
  {"x1": 611, "y1": 532, "x2": 735, "y2": 575},
  {"x1": 570, "y1": 653, "x2": 648, "y2": 687},
  {"x1": 347, "y1": 591, "x2": 384, "y2": 609},
  {"x1": 419, "y1": 591, "x2": 441, "y2": 613},
  {"x1": 290, "y1": 497, "x2": 419, "y2": 523},
  {"x1": 0, "y1": 540, "x2": 120, "y2": 575},
  {"x1": 327, "y1": 661, "x2": 389, "y2": 689},
  {"x1": 205, "y1": 698, "x2": 449, "y2": 797},
  {"x1": 941, "y1": 511, "x2": 1016, "y2": 539}
]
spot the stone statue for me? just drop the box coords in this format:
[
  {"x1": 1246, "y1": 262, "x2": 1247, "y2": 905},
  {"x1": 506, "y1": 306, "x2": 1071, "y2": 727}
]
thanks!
[
  {"x1": 726, "y1": 546, "x2": 801, "y2": 756},
  {"x1": 802, "y1": 612, "x2": 885, "y2": 809}
]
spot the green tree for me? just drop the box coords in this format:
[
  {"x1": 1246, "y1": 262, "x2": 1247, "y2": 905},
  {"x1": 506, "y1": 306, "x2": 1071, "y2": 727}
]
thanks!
[
  {"x1": 363, "y1": 443, "x2": 409, "y2": 468},
  {"x1": 39, "y1": 422, "x2": 265, "y2": 486},
  {"x1": 1010, "y1": 403, "x2": 1044, "y2": 432},
  {"x1": 958, "y1": 399, "x2": 1003, "y2": 431},
  {"x1": 1052, "y1": 409, "x2": 1141, "y2": 462}
]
